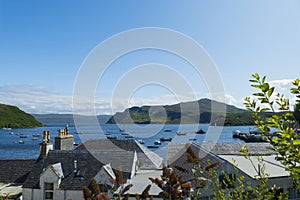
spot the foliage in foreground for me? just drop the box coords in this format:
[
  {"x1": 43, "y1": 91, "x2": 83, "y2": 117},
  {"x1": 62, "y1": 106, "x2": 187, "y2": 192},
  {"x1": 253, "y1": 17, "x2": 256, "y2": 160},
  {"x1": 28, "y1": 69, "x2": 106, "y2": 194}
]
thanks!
[{"x1": 244, "y1": 73, "x2": 300, "y2": 190}]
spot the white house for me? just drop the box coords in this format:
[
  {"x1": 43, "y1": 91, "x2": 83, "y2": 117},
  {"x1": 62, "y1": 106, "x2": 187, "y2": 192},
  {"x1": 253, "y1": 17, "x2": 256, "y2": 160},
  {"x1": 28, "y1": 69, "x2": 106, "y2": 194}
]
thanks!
[{"x1": 22, "y1": 128, "x2": 163, "y2": 200}]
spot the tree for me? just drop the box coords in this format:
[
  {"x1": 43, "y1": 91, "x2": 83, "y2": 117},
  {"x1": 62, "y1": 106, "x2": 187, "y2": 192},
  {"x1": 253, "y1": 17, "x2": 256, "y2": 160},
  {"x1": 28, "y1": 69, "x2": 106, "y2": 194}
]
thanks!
[
  {"x1": 293, "y1": 102, "x2": 300, "y2": 125},
  {"x1": 244, "y1": 73, "x2": 300, "y2": 190}
]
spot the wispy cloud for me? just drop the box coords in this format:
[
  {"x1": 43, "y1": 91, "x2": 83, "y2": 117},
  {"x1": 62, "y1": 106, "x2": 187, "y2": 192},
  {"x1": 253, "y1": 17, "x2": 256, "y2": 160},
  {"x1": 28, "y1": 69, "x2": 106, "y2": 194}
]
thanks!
[
  {"x1": 1, "y1": 79, "x2": 297, "y2": 115},
  {"x1": 0, "y1": 85, "x2": 73, "y2": 114}
]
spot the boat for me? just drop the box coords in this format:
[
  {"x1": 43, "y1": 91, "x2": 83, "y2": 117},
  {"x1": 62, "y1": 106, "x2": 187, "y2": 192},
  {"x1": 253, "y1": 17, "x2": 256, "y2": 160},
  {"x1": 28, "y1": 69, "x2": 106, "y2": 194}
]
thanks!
[
  {"x1": 137, "y1": 140, "x2": 145, "y2": 144},
  {"x1": 189, "y1": 138, "x2": 197, "y2": 141},
  {"x1": 160, "y1": 137, "x2": 172, "y2": 142},
  {"x1": 121, "y1": 132, "x2": 130, "y2": 135},
  {"x1": 245, "y1": 134, "x2": 268, "y2": 143},
  {"x1": 19, "y1": 134, "x2": 27, "y2": 138},
  {"x1": 147, "y1": 145, "x2": 159, "y2": 148},
  {"x1": 18, "y1": 140, "x2": 25, "y2": 144},
  {"x1": 232, "y1": 130, "x2": 241, "y2": 138},
  {"x1": 105, "y1": 132, "x2": 112, "y2": 135},
  {"x1": 125, "y1": 135, "x2": 134, "y2": 138},
  {"x1": 195, "y1": 129, "x2": 205, "y2": 134},
  {"x1": 164, "y1": 129, "x2": 172, "y2": 132},
  {"x1": 32, "y1": 137, "x2": 39, "y2": 140},
  {"x1": 176, "y1": 131, "x2": 187, "y2": 136},
  {"x1": 32, "y1": 133, "x2": 41, "y2": 137},
  {"x1": 2, "y1": 127, "x2": 12, "y2": 131},
  {"x1": 232, "y1": 128, "x2": 268, "y2": 143},
  {"x1": 154, "y1": 140, "x2": 161, "y2": 145},
  {"x1": 107, "y1": 136, "x2": 117, "y2": 139}
]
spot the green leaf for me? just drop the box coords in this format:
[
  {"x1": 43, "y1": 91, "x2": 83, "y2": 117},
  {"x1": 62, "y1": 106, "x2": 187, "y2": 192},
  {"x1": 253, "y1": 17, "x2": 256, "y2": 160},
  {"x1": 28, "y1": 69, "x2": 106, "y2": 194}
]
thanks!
[
  {"x1": 261, "y1": 83, "x2": 270, "y2": 93},
  {"x1": 292, "y1": 79, "x2": 300, "y2": 86},
  {"x1": 253, "y1": 93, "x2": 265, "y2": 97},
  {"x1": 293, "y1": 140, "x2": 300, "y2": 145},
  {"x1": 252, "y1": 73, "x2": 260, "y2": 80},
  {"x1": 267, "y1": 87, "x2": 274, "y2": 97},
  {"x1": 262, "y1": 76, "x2": 266, "y2": 83},
  {"x1": 251, "y1": 84, "x2": 261, "y2": 89}
]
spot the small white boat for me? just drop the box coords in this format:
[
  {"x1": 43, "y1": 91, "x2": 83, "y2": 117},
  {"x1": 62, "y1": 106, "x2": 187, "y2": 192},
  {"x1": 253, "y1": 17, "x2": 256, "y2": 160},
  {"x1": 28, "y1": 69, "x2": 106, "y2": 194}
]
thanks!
[
  {"x1": 154, "y1": 140, "x2": 161, "y2": 145},
  {"x1": 137, "y1": 140, "x2": 145, "y2": 144},
  {"x1": 19, "y1": 140, "x2": 25, "y2": 144},
  {"x1": 107, "y1": 136, "x2": 117, "y2": 139},
  {"x1": 176, "y1": 131, "x2": 187, "y2": 136}
]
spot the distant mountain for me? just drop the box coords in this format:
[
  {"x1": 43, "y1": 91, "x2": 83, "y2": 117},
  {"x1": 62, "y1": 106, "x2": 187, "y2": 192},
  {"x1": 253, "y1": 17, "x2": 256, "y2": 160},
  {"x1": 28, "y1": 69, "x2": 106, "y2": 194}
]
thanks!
[
  {"x1": 33, "y1": 114, "x2": 112, "y2": 126},
  {"x1": 107, "y1": 98, "x2": 256, "y2": 126},
  {"x1": 0, "y1": 104, "x2": 42, "y2": 128}
]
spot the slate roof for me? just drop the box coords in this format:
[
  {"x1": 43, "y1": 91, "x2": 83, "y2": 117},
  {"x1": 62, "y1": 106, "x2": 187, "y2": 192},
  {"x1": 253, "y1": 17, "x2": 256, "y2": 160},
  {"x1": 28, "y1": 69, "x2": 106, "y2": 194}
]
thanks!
[
  {"x1": 168, "y1": 143, "x2": 223, "y2": 185},
  {"x1": 0, "y1": 159, "x2": 36, "y2": 183},
  {"x1": 198, "y1": 143, "x2": 276, "y2": 155},
  {"x1": 23, "y1": 149, "x2": 135, "y2": 190},
  {"x1": 76, "y1": 139, "x2": 163, "y2": 169}
]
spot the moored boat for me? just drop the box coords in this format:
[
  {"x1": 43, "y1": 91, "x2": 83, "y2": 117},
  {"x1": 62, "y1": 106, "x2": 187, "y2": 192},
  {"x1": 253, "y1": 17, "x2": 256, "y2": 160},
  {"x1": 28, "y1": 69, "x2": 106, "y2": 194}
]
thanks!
[
  {"x1": 154, "y1": 140, "x2": 161, "y2": 145},
  {"x1": 107, "y1": 136, "x2": 117, "y2": 139},
  {"x1": 125, "y1": 135, "x2": 134, "y2": 138},
  {"x1": 160, "y1": 137, "x2": 172, "y2": 142},
  {"x1": 137, "y1": 139, "x2": 145, "y2": 144},
  {"x1": 195, "y1": 129, "x2": 206, "y2": 134},
  {"x1": 176, "y1": 131, "x2": 187, "y2": 136},
  {"x1": 147, "y1": 145, "x2": 159, "y2": 149}
]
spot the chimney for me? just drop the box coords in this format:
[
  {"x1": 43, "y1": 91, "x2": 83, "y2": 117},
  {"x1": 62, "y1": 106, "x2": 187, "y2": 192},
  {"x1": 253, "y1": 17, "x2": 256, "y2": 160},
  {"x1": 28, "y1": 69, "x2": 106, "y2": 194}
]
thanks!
[
  {"x1": 39, "y1": 131, "x2": 53, "y2": 157},
  {"x1": 73, "y1": 160, "x2": 77, "y2": 173},
  {"x1": 55, "y1": 125, "x2": 74, "y2": 150}
]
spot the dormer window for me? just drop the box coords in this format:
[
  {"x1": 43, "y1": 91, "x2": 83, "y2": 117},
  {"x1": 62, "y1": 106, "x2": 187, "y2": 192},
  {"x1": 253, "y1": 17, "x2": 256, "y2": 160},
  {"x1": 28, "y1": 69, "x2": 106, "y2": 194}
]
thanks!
[{"x1": 44, "y1": 182, "x2": 54, "y2": 200}]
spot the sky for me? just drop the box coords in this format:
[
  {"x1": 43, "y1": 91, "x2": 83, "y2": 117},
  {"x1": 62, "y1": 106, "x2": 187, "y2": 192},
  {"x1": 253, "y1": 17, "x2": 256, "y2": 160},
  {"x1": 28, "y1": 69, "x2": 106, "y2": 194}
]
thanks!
[{"x1": 0, "y1": 1, "x2": 299, "y2": 114}]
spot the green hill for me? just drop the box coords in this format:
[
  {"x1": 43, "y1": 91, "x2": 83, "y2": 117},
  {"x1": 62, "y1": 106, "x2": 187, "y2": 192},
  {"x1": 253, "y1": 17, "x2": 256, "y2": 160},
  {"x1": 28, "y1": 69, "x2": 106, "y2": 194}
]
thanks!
[
  {"x1": 107, "y1": 98, "x2": 257, "y2": 126},
  {"x1": 0, "y1": 104, "x2": 42, "y2": 128}
]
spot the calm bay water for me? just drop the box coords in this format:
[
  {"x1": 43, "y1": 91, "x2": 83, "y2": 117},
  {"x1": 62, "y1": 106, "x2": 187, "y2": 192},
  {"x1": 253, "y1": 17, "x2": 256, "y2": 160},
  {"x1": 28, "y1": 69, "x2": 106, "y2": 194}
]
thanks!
[{"x1": 0, "y1": 124, "x2": 255, "y2": 159}]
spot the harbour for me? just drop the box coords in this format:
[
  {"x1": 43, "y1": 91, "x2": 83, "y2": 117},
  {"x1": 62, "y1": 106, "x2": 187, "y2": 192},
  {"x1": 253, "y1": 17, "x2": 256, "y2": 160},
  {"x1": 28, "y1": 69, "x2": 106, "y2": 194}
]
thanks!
[{"x1": 0, "y1": 123, "x2": 255, "y2": 159}]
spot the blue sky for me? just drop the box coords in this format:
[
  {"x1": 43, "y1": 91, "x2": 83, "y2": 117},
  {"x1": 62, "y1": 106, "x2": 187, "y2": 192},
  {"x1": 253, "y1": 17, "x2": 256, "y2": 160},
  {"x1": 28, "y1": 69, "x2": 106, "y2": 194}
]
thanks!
[{"x1": 0, "y1": 1, "x2": 299, "y2": 114}]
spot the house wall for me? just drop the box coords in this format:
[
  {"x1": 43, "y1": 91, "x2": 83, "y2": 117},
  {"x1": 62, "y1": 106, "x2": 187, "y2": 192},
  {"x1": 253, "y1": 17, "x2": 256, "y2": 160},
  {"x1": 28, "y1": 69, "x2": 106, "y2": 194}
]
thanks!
[
  {"x1": 64, "y1": 190, "x2": 84, "y2": 200},
  {"x1": 23, "y1": 188, "x2": 83, "y2": 200}
]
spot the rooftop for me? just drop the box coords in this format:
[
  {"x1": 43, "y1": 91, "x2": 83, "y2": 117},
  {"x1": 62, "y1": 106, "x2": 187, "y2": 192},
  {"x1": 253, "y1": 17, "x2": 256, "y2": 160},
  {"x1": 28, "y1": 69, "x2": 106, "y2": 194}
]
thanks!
[
  {"x1": 219, "y1": 155, "x2": 289, "y2": 178},
  {"x1": 0, "y1": 159, "x2": 36, "y2": 183}
]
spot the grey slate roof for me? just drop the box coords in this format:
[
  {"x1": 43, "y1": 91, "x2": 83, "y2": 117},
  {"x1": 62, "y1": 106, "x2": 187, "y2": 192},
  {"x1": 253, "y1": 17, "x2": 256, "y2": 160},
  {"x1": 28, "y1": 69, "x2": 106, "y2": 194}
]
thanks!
[
  {"x1": 23, "y1": 147, "x2": 135, "y2": 190},
  {"x1": 0, "y1": 159, "x2": 36, "y2": 183},
  {"x1": 76, "y1": 139, "x2": 162, "y2": 169}
]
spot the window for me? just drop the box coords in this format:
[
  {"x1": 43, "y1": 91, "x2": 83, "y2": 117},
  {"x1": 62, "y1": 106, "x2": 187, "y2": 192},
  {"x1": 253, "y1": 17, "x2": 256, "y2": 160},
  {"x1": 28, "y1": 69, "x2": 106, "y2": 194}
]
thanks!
[
  {"x1": 219, "y1": 174, "x2": 236, "y2": 189},
  {"x1": 288, "y1": 187, "x2": 300, "y2": 199},
  {"x1": 44, "y1": 182, "x2": 54, "y2": 200}
]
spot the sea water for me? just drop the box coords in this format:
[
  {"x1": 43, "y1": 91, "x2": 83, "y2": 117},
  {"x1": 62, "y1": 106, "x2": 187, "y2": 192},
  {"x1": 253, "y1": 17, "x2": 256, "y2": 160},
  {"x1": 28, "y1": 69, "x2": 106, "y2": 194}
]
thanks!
[{"x1": 0, "y1": 124, "x2": 254, "y2": 159}]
